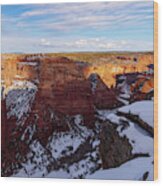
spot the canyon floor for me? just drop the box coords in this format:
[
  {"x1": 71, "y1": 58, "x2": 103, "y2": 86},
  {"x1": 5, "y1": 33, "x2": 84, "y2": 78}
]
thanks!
[{"x1": 1, "y1": 52, "x2": 154, "y2": 180}]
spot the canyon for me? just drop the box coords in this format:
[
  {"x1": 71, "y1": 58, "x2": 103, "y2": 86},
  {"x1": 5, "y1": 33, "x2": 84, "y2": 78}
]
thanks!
[{"x1": 1, "y1": 52, "x2": 154, "y2": 179}]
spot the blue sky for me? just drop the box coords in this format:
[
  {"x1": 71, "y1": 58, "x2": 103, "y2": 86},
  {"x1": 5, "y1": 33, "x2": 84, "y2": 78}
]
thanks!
[{"x1": 1, "y1": 1, "x2": 154, "y2": 53}]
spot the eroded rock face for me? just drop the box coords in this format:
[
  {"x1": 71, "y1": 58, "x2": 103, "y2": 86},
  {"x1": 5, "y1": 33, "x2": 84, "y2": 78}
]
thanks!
[
  {"x1": 1, "y1": 56, "x2": 96, "y2": 176},
  {"x1": 89, "y1": 73, "x2": 123, "y2": 109},
  {"x1": 1, "y1": 86, "x2": 37, "y2": 176},
  {"x1": 32, "y1": 57, "x2": 95, "y2": 129},
  {"x1": 99, "y1": 121, "x2": 133, "y2": 169}
]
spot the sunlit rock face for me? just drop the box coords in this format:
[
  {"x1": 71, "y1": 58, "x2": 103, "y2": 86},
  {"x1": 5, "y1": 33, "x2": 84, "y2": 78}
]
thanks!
[{"x1": 83, "y1": 53, "x2": 153, "y2": 87}]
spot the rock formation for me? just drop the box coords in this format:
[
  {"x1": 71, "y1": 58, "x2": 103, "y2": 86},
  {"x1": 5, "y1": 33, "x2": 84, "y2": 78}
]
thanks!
[
  {"x1": 99, "y1": 120, "x2": 133, "y2": 169},
  {"x1": 1, "y1": 52, "x2": 154, "y2": 179}
]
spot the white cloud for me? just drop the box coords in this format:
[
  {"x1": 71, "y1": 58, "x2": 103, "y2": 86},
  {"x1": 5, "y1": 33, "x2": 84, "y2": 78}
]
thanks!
[
  {"x1": 35, "y1": 37, "x2": 153, "y2": 52},
  {"x1": 40, "y1": 38, "x2": 51, "y2": 46},
  {"x1": 1, "y1": 1, "x2": 154, "y2": 53},
  {"x1": 2, "y1": 35, "x2": 153, "y2": 53},
  {"x1": 17, "y1": 1, "x2": 153, "y2": 32}
]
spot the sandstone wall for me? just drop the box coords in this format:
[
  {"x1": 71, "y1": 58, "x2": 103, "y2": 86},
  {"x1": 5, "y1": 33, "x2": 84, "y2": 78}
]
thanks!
[{"x1": 84, "y1": 53, "x2": 154, "y2": 87}]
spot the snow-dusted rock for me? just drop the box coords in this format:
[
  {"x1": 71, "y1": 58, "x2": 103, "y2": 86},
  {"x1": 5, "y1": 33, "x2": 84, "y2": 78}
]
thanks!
[{"x1": 118, "y1": 101, "x2": 154, "y2": 127}]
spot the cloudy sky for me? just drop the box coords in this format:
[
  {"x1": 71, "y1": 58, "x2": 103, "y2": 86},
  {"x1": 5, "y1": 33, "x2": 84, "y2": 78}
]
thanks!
[{"x1": 1, "y1": 1, "x2": 154, "y2": 53}]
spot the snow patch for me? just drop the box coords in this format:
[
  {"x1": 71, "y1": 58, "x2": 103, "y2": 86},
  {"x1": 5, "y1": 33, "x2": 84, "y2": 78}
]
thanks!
[
  {"x1": 6, "y1": 81, "x2": 37, "y2": 121},
  {"x1": 86, "y1": 157, "x2": 153, "y2": 180},
  {"x1": 18, "y1": 62, "x2": 38, "y2": 66},
  {"x1": 97, "y1": 110, "x2": 127, "y2": 125},
  {"x1": 118, "y1": 101, "x2": 154, "y2": 127},
  {"x1": 117, "y1": 120, "x2": 153, "y2": 156},
  {"x1": 47, "y1": 123, "x2": 93, "y2": 160}
]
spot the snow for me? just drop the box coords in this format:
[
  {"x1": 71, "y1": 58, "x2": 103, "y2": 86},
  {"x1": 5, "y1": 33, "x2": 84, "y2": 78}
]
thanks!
[
  {"x1": 5, "y1": 80, "x2": 37, "y2": 125},
  {"x1": 47, "y1": 147, "x2": 101, "y2": 179},
  {"x1": 46, "y1": 169, "x2": 69, "y2": 178},
  {"x1": 12, "y1": 80, "x2": 37, "y2": 89},
  {"x1": 74, "y1": 114, "x2": 83, "y2": 125},
  {"x1": 117, "y1": 78, "x2": 130, "y2": 95},
  {"x1": 47, "y1": 132, "x2": 84, "y2": 159},
  {"x1": 118, "y1": 101, "x2": 154, "y2": 127},
  {"x1": 104, "y1": 113, "x2": 120, "y2": 124},
  {"x1": 12, "y1": 109, "x2": 154, "y2": 179},
  {"x1": 67, "y1": 153, "x2": 99, "y2": 178},
  {"x1": 117, "y1": 119, "x2": 154, "y2": 156},
  {"x1": 92, "y1": 140, "x2": 100, "y2": 149},
  {"x1": 4, "y1": 80, "x2": 37, "y2": 96},
  {"x1": 117, "y1": 97, "x2": 129, "y2": 105},
  {"x1": 47, "y1": 123, "x2": 93, "y2": 159},
  {"x1": 13, "y1": 127, "x2": 99, "y2": 178},
  {"x1": 6, "y1": 88, "x2": 37, "y2": 120},
  {"x1": 116, "y1": 79, "x2": 130, "y2": 105},
  {"x1": 98, "y1": 106, "x2": 153, "y2": 156},
  {"x1": 26, "y1": 55, "x2": 44, "y2": 61},
  {"x1": 18, "y1": 62, "x2": 38, "y2": 66},
  {"x1": 97, "y1": 110, "x2": 127, "y2": 125},
  {"x1": 120, "y1": 93, "x2": 130, "y2": 99},
  {"x1": 13, "y1": 120, "x2": 99, "y2": 178},
  {"x1": 86, "y1": 157, "x2": 153, "y2": 180},
  {"x1": 118, "y1": 75, "x2": 126, "y2": 81},
  {"x1": 14, "y1": 140, "x2": 54, "y2": 177},
  {"x1": 89, "y1": 73, "x2": 98, "y2": 93},
  {"x1": 21, "y1": 124, "x2": 36, "y2": 143}
]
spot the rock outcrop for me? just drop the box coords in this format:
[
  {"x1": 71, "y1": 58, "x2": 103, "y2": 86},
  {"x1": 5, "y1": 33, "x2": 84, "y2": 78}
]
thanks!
[
  {"x1": 84, "y1": 52, "x2": 154, "y2": 87},
  {"x1": 89, "y1": 73, "x2": 123, "y2": 109},
  {"x1": 99, "y1": 121, "x2": 133, "y2": 169},
  {"x1": 32, "y1": 57, "x2": 95, "y2": 130}
]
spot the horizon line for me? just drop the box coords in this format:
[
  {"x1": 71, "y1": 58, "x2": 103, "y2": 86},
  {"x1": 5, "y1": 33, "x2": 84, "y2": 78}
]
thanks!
[{"x1": 1, "y1": 50, "x2": 154, "y2": 55}]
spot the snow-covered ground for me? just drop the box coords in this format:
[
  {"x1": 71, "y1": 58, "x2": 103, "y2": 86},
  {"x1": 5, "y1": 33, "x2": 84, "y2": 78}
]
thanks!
[
  {"x1": 13, "y1": 119, "x2": 100, "y2": 178},
  {"x1": 86, "y1": 157, "x2": 153, "y2": 180},
  {"x1": 47, "y1": 150, "x2": 101, "y2": 179},
  {"x1": 47, "y1": 123, "x2": 93, "y2": 160},
  {"x1": 117, "y1": 120, "x2": 153, "y2": 155},
  {"x1": 14, "y1": 100, "x2": 154, "y2": 179},
  {"x1": 118, "y1": 101, "x2": 154, "y2": 127},
  {"x1": 98, "y1": 110, "x2": 127, "y2": 124},
  {"x1": 6, "y1": 81, "x2": 37, "y2": 122},
  {"x1": 96, "y1": 101, "x2": 154, "y2": 180},
  {"x1": 98, "y1": 101, "x2": 154, "y2": 156},
  {"x1": 13, "y1": 140, "x2": 54, "y2": 177},
  {"x1": 93, "y1": 100, "x2": 154, "y2": 180}
]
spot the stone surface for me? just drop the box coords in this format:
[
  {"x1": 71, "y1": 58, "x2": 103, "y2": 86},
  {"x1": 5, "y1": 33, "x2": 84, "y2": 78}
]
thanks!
[{"x1": 99, "y1": 121, "x2": 133, "y2": 169}]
